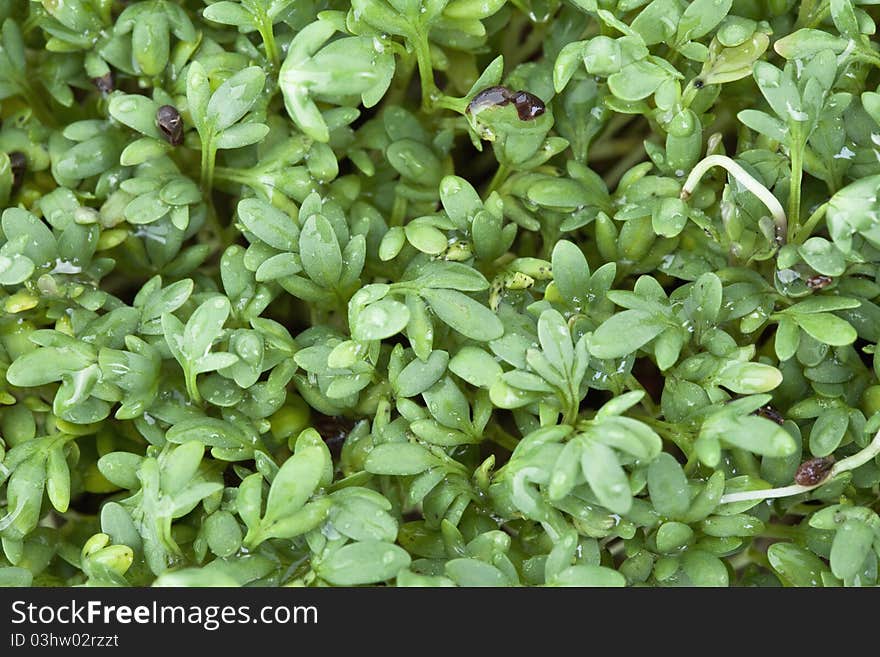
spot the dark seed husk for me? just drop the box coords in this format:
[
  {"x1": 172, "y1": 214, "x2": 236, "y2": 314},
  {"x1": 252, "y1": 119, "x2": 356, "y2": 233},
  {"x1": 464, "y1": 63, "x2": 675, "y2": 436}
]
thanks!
[
  {"x1": 467, "y1": 86, "x2": 545, "y2": 121},
  {"x1": 753, "y1": 404, "x2": 784, "y2": 425},
  {"x1": 794, "y1": 456, "x2": 835, "y2": 486},
  {"x1": 8, "y1": 151, "x2": 26, "y2": 188},
  {"x1": 92, "y1": 72, "x2": 114, "y2": 94},
  {"x1": 511, "y1": 90, "x2": 546, "y2": 120},
  {"x1": 156, "y1": 105, "x2": 184, "y2": 146}
]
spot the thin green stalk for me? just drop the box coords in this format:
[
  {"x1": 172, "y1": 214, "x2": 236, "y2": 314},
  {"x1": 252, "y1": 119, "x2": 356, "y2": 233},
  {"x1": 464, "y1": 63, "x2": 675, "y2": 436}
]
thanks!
[
  {"x1": 562, "y1": 391, "x2": 581, "y2": 427},
  {"x1": 605, "y1": 143, "x2": 648, "y2": 190},
  {"x1": 642, "y1": 418, "x2": 694, "y2": 458},
  {"x1": 258, "y1": 16, "x2": 280, "y2": 71},
  {"x1": 852, "y1": 48, "x2": 880, "y2": 69},
  {"x1": 506, "y1": 23, "x2": 549, "y2": 70},
  {"x1": 793, "y1": 202, "x2": 827, "y2": 244},
  {"x1": 485, "y1": 425, "x2": 520, "y2": 452},
  {"x1": 200, "y1": 138, "x2": 217, "y2": 193},
  {"x1": 624, "y1": 375, "x2": 659, "y2": 417},
  {"x1": 412, "y1": 29, "x2": 438, "y2": 112},
  {"x1": 390, "y1": 194, "x2": 407, "y2": 227},
  {"x1": 727, "y1": 549, "x2": 754, "y2": 572},
  {"x1": 184, "y1": 368, "x2": 203, "y2": 405},
  {"x1": 213, "y1": 167, "x2": 252, "y2": 186},
  {"x1": 588, "y1": 138, "x2": 642, "y2": 162},
  {"x1": 204, "y1": 201, "x2": 231, "y2": 251},
  {"x1": 797, "y1": 0, "x2": 829, "y2": 28},
  {"x1": 20, "y1": 82, "x2": 56, "y2": 128},
  {"x1": 787, "y1": 139, "x2": 805, "y2": 242},
  {"x1": 758, "y1": 523, "x2": 802, "y2": 540},
  {"x1": 384, "y1": 50, "x2": 417, "y2": 108},
  {"x1": 433, "y1": 95, "x2": 467, "y2": 113},
  {"x1": 485, "y1": 163, "x2": 510, "y2": 199}
]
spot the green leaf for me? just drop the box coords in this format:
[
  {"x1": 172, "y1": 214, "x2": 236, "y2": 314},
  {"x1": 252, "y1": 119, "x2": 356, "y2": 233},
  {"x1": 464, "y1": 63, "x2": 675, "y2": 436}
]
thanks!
[
  {"x1": 550, "y1": 564, "x2": 626, "y2": 587},
  {"x1": 166, "y1": 417, "x2": 250, "y2": 450},
  {"x1": 590, "y1": 309, "x2": 665, "y2": 359},
  {"x1": 395, "y1": 350, "x2": 449, "y2": 398},
  {"x1": 537, "y1": 309, "x2": 574, "y2": 376},
  {"x1": 652, "y1": 197, "x2": 689, "y2": 238},
  {"x1": 405, "y1": 222, "x2": 449, "y2": 255},
  {"x1": 263, "y1": 445, "x2": 328, "y2": 524},
  {"x1": 632, "y1": 0, "x2": 681, "y2": 45},
  {"x1": 206, "y1": 66, "x2": 266, "y2": 132},
  {"x1": 809, "y1": 409, "x2": 849, "y2": 457},
  {"x1": 702, "y1": 414, "x2": 797, "y2": 458},
  {"x1": 681, "y1": 550, "x2": 729, "y2": 587},
  {"x1": 608, "y1": 60, "x2": 669, "y2": 101},
  {"x1": 798, "y1": 237, "x2": 846, "y2": 277},
  {"x1": 204, "y1": 511, "x2": 243, "y2": 558},
  {"x1": 792, "y1": 313, "x2": 857, "y2": 346},
  {"x1": 45, "y1": 446, "x2": 70, "y2": 513},
  {"x1": 591, "y1": 416, "x2": 661, "y2": 460},
  {"x1": 299, "y1": 214, "x2": 343, "y2": 288},
  {"x1": 260, "y1": 499, "x2": 332, "y2": 541},
  {"x1": 7, "y1": 347, "x2": 95, "y2": 387},
  {"x1": 551, "y1": 240, "x2": 591, "y2": 306},
  {"x1": 2, "y1": 208, "x2": 56, "y2": 266},
  {"x1": 677, "y1": 0, "x2": 732, "y2": 41},
  {"x1": 183, "y1": 296, "x2": 230, "y2": 363},
  {"x1": 364, "y1": 443, "x2": 439, "y2": 475},
  {"x1": 202, "y1": 2, "x2": 257, "y2": 29},
  {"x1": 215, "y1": 122, "x2": 270, "y2": 150},
  {"x1": 581, "y1": 440, "x2": 632, "y2": 514},
  {"x1": 0, "y1": 567, "x2": 32, "y2": 587},
  {"x1": 98, "y1": 452, "x2": 143, "y2": 490},
  {"x1": 329, "y1": 490, "x2": 398, "y2": 542},
  {"x1": 317, "y1": 541, "x2": 411, "y2": 585},
  {"x1": 767, "y1": 543, "x2": 829, "y2": 587},
  {"x1": 647, "y1": 453, "x2": 690, "y2": 518},
  {"x1": 445, "y1": 558, "x2": 511, "y2": 586},
  {"x1": 830, "y1": 519, "x2": 875, "y2": 581},
  {"x1": 352, "y1": 298, "x2": 411, "y2": 341},
  {"x1": 439, "y1": 175, "x2": 482, "y2": 226},
  {"x1": 186, "y1": 61, "x2": 211, "y2": 131},
  {"x1": 827, "y1": 175, "x2": 880, "y2": 252},
  {"x1": 421, "y1": 288, "x2": 503, "y2": 341},
  {"x1": 108, "y1": 94, "x2": 162, "y2": 139},
  {"x1": 448, "y1": 347, "x2": 503, "y2": 389},
  {"x1": 716, "y1": 361, "x2": 783, "y2": 394},
  {"x1": 0, "y1": 254, "x2": 34, "y2": 285}
]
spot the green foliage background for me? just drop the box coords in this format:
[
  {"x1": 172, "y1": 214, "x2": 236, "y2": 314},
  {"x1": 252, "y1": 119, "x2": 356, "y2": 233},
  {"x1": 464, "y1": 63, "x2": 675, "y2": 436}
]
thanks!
[{"x1": 1, "y1": 0, "x2": 880, "y2": 587}]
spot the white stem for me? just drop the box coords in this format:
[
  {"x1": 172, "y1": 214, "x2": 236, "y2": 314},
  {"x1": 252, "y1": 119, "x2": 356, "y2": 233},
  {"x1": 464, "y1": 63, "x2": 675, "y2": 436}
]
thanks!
[
  {"x1": 719, "y1": 484, "x2": 814, "y2": 504},
  {"x1": 719, "y1": 429, "x2": 880, "y2": 505},
  {"x1": 680, "y1": 154, "x2": 788, "y2": 244}
]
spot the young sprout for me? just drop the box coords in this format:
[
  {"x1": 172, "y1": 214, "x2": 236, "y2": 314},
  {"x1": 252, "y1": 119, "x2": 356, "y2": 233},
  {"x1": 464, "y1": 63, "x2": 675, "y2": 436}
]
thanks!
[
  {"x1": 681, "y1": 154, "x2": 788, "y2": 244},
  {"x1": 719, "y1": 429, "x2": 880, "y2": 504}
]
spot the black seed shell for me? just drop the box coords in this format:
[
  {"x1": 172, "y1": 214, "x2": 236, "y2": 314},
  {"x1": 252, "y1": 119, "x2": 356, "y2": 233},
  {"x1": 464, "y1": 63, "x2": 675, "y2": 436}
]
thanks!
[
  {"x1": 8, "y1": 151, "x2": 26, "y2": 188},
  {"x1": 92, "y1": 72, "x2": 114, "y2": 94},
  {"x1": 753, "y1": 404, "x2": 784, "y2": 425},
  {"x1": 466, "y1": 86, "x2": 545, "y2": 121},
  {"x1": 156, "y1": 105, "x2": 184, "y2": 146},
  {"x1": 511, "y1": 90, "x2": 546, "y2": 120}
]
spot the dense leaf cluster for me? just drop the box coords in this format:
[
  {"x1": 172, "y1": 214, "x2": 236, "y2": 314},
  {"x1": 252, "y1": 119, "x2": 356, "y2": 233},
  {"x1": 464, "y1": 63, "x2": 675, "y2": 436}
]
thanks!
[{"x1": 1, "y1": 0, "x2": 880, "y2": 587}]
